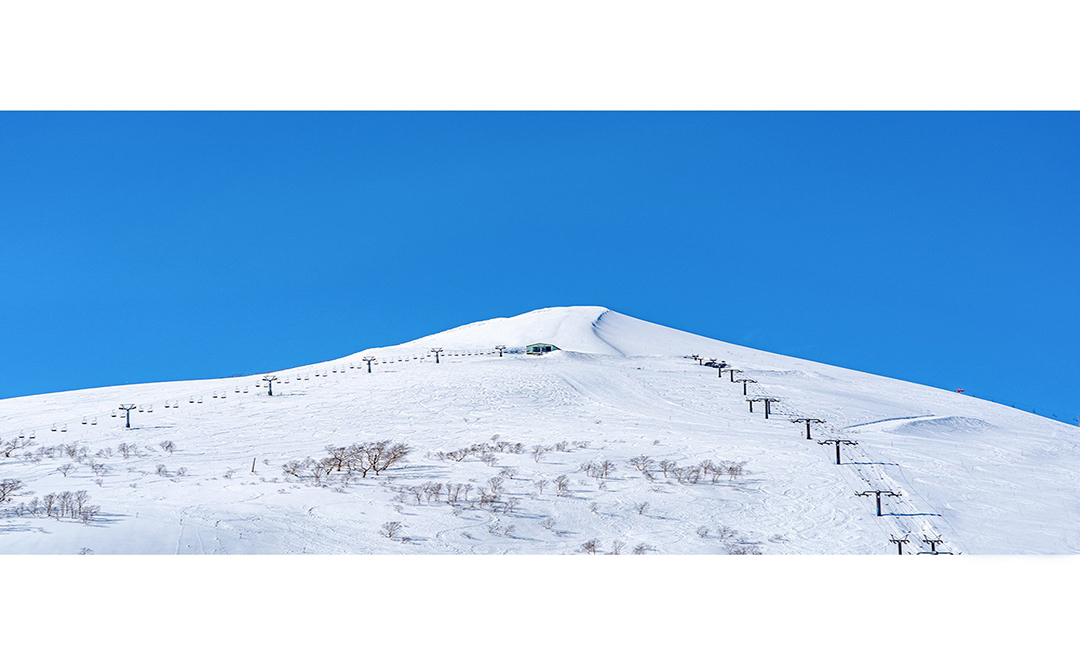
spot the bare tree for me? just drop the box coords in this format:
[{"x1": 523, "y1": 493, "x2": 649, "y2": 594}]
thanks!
[
  {"x1": 706, "y1": 461, "x2": 723, "y2": 483},
  {"x1": 540, "y1": 517, "x2": 556, "y2": 531},
  {"x1": 554, "y1": 475, "x2": 570, "y2": 497},
  {"x1": 42, "y1": 493, "x2": 57, "y2": 518},
  {"x1": 610, "y1": 540, "x2": 625, "y2": 555},
  {"x1": 380, "y1": 521, "x2": 404, "y2": 539},
  {"x1": 715, "y1": 525, "x2": 738, "y2": 542},
  {"x1": 635, "y1": 502, "x2": 649, "y2": 515},
  {"x1": 727, "y1": 462, "x2": 745, "y2": 481},
  {"x1": 534, "y1": 479, "x2": 548, "y2": 495},
  {"x1": 160, "y1": 441, "x2": 176, "y2": 454},
  {"x1": 79, "y1": 504, "x2": 101, "y2": 524},
  {"x1": 659, "y1": 460, "x2": 676, "y2": 478},
  {"x1": 0, "y1": 478, "x2": 25, "y2": 504},
  {"x1": 632, "y1": 543, "x2": 656, "y2": 555},
  {"x1": 363, "y1": 441, "x2": 411, "y2": 477},
  {"x1": 629, "y1": 455, "x2": 653, "y2": 472},
  {"x1": 580, "y1": 539, "x2": 600, "y2": 554},
  {"x1": 57, "y1": 464, "x2": 74, "y2": 477},
  {"x1": 73, "y1": 490, "x2": 89, "y2": 515},
  {"x1": 1, "y1": 439, "x2": 31, "y2": 458},
  {"x1": 282, "y1": 460, "x2": 306, "y2": 479},
  {"x1": 445, "y1": 448, "x2": 469, "y2": 462},
  {"x1": 532, "y1": 445, "x2": 547, "y2": 463},
  {"x1": 696, "y1": 526, "x2": 710, "y2": 538}
]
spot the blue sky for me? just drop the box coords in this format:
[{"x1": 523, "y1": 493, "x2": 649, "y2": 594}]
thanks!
[{"x1": 1, "y1": 112, "x2": 1077, "y2": 423}]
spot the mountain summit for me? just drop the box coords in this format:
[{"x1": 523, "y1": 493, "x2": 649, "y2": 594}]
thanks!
[{"x1": 357, "y1": 306, "x2": 741, "y2": 358}]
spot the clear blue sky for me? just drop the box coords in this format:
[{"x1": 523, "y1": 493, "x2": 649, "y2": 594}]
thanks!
[{"x1": 1, "y1": 112, "x2": 1077, "y2": 423}]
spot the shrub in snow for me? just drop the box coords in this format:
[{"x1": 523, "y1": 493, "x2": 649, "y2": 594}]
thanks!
[
  {"x1": 0, "y1": 478, "x2": 26, "y2": 504},
  {"x1": 726, "y1": 544, "x2": 762, "y2": 555},
  {"x1": 554, "y1": 475, "x2": 570, "y2": 497},
  {"x1": 380, "y1": 521, "x2": 404, "y2": 539}
]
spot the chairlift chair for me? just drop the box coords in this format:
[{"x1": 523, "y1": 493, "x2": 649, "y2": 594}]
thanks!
[
  {"x1": 51, "y1": 424, "x2": 58, "y2": 431},
  {"x1": 82, "y1": 417, "x2": 88, "y2": 424},
  {"x1": 60, "y1": 425, "x2": 67, "y2": 432},
  {"x1": 91, "y1": 418, "x2": 97, "y2": 426}
]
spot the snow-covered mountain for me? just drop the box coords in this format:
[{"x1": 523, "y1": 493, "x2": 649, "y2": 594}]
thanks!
[{"x1": 1, "y1": 306, "x2": 1077, "y2": 554}]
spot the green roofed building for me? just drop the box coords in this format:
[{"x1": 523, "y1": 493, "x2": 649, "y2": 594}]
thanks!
[{"x1": 526, "y1": 342, "x2": 560, "y2": 355}]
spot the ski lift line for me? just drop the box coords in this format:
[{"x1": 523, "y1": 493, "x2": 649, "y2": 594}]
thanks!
[{"x1": 709, "y1": 364, "x2": 958, "y2": 553}]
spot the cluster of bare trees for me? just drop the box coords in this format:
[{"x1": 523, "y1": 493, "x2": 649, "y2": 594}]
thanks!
[
  {"x1": 434, "y1": 439, "x2": 527, "y2": 464},
  {"x1": 726, "y1": 544, "x2": 763, "y2": 555},
  {"x1": 14, "y1": 490, "x2": 100, "y2": 523},
  {"x1": 117, "y1": 442, "x2": 150, "y2": 458},
  {"x1": 579, "y1": 538, "x2": 656, "y2": 554},
  {"x1": 155, "y1": 464, "x2": 187, "y2": 477},
  {"x1": 630, "y1": 457, "x2": 746, "y2": 484},
  {"x1": 579, "y1": 459, "x2": 617, "y2": 480},
  {"x1": 401, "y1": 476, "x2": 520, "y2": 514},
  {"x1": 11, "y1": 441, "x2": 150, "y2": 470},
  {"x1": 434, "y1": 438, "x2": 590, "y2": 466},
  {"x1": 283, "y1": 441, "x2": 411, "y2": 484}
]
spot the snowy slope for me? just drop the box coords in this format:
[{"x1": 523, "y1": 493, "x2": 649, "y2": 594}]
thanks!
[{"x1": 1, "y1": 306, "x2": 1077, "y2": 555}]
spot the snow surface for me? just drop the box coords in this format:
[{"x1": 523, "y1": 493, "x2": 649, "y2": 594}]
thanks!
[{"x1": 1, "y1": 306, "x2": 1077, "y2": 554}]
